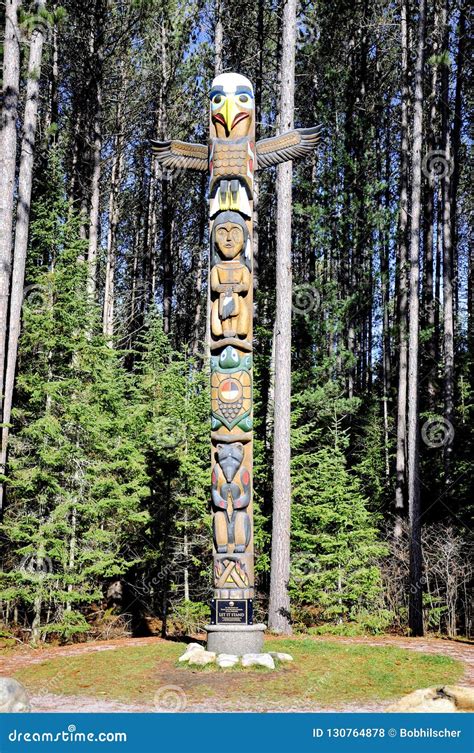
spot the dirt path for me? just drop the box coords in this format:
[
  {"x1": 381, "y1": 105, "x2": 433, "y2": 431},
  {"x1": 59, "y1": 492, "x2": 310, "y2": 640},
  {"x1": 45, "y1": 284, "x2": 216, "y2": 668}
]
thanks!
[{"x1": 1, "y1": 634, "x2": 471, "y2": 713}]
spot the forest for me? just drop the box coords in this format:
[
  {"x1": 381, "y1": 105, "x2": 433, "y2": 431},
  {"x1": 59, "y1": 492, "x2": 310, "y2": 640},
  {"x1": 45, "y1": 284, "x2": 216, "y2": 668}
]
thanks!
[{"x1": 0, "y1": 0, "x2": 472, "y2": 645}]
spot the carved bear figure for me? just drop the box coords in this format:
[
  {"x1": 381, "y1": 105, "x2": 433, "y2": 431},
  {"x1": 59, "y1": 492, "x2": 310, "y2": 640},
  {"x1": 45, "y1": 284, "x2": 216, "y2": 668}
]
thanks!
[{"x1": 211, "y1": 443, "x2": 251, "y2": 554}]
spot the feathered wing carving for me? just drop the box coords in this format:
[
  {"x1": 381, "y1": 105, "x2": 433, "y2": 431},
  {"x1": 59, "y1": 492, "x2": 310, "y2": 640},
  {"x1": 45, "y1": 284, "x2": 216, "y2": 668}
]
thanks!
[
  {"x1": 256, "y1": 125, "x2": 323, "y2": 168},
  {"x1": 150, "y1": 139, "x2": 208, "y2": 171}
]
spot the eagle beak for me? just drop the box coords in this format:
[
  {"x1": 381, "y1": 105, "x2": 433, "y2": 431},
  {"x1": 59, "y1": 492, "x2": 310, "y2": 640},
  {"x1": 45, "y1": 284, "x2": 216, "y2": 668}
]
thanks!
[{"x1": 223, "y1": 97, "x2": 240, "y2": 132}]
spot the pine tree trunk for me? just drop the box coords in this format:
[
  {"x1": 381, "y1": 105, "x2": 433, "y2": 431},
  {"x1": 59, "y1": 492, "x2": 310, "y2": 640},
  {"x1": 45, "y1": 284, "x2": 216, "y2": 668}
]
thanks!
[
  {"x1": 407, "y1": 0, "x2": 426, "y2": 638},
  {"x1": 0, "y1": 2, "x2": 46, "y2": 511},
  {"x1": 183, "y1": 508, "x2": 189, "y2": 601},
  {"x1": 440, "y1": 0, "x2": 454, "y2": 480},
  {"x1": 86, "y1": 2, "x2": 105, "y2": 301},
  {"x1": 102, "y1": 140, "x2": 122, "y2": 341},
  {"x1": 380, "y1": 115, "x2": 392, "y2": 480},
  {"x1": 394, "y1": 0, "x2": 410, "y2": 535},
  {"x1": 268, "y1": 0, "x2": 297, "y2": 635},
  {"x1": 468, "y1": 245, "x2": 474, "y2": 384},
  {"x1": 214, "y1": 0, "x2": 223, "y2": 75},
  {"x1": 0, "y1": 0, "x2": 21, "y2": 414},
  {"x1": 159, "y1": 21, "x2": 174, "y2": 335},
  {"x1": 192, "y1": 173, "x2": 206, "y2": 354},
  {"x1": 162, "y1": 179, "x2": 173, "y2": 335},
  {"x1": 423, "y1": 3, "x2": 440, "y2": 408},
  {"x1": 252, "y1": 0, "x2": 265, "y2": 301},
  {"x1": 103, "y1": 79, "x2": 125, "y2": 343},
  {"x1": 450, "y1": 5, "x2": 465, "y2": 278}
]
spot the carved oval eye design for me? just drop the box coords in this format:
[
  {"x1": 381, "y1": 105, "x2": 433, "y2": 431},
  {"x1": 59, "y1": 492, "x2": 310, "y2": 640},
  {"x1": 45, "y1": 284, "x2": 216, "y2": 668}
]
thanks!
[
  {"x1": 211, "y1": 93, "x2": 225, "y2": 111},
  {"x1": 237, "y1": 93, "x2": 253, "y2": 110},
  {"x1": 230, "y1": 227, "x2": 242, "y2": 244}
]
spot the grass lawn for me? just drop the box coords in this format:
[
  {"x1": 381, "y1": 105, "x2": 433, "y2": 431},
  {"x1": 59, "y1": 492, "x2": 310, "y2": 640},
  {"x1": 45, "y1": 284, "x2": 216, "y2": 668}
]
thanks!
[{"x1": 14, "y1": 638, "x2": 463, "y2": 709}]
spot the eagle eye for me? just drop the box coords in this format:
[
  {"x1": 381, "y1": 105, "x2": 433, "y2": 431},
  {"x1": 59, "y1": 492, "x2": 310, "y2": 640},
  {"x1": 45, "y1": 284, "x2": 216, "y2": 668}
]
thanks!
[
  {"x1": 213, "y1": 94, "x2": 223, "y2": 104},
  {"x1": 239, "y1": 94, "x2": 249, "y2": 103}
]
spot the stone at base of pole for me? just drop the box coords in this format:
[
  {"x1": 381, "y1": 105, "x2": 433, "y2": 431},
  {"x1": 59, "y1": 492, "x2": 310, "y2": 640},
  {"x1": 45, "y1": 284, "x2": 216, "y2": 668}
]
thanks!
[{"x1": 205, "y1": 624, "x2": 266, "y2": 656}]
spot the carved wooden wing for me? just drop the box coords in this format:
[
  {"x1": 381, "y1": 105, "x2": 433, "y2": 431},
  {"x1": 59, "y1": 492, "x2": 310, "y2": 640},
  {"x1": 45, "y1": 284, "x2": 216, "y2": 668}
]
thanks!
[
  {"x1": 150, "y1": 140, "x2": 208, "y2": 171},
  {"x1": 256, "y1": 126, "x2": 323, "y2": 168}
]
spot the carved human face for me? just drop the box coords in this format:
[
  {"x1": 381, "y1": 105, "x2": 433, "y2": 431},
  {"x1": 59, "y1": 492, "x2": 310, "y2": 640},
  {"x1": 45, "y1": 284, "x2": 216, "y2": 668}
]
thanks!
[
  {"x1": 210, "y1": 73, "x2": 255, "y2": 139},
  {"x1": 215, "y1": 222, "x2": 244, "y2": 259}
]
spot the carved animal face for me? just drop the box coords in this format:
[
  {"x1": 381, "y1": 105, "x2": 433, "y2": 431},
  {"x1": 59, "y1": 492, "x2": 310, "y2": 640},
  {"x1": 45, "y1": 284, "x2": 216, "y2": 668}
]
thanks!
[
  {"x1": 210, "y1": 73, "x2": 255, "y2": 139},
  {"x1": 216, "y1": 443, "x2": 244, "y2": 482},
  {"x1": 218, "y1": 346, "x2": 240, "y2": 369},
  {"x1": 215, "y1": 222, "x2": 244, "y2": 259}
]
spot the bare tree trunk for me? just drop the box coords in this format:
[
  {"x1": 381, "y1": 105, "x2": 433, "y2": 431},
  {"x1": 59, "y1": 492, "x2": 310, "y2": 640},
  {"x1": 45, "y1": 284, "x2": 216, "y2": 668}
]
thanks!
[
  {"x1": 252, "y1": 0, "x2": 265, "y2": 302},
  {"x1": 103, "y1": 80, "x2": 125, "y2": 343},
  {"x1": 43, "y1": 4, "x2": 58, "y2": 141},
  {"x1": 183, "y1": 508, "x2": 189, "y2": 601},
  {"x1": 468, "y1": 244, "x2": 474, "y2": 385},
  {"x1": 0, "y1": 0, "x2": 21, "y2": 413},
  {"x1": 440, "y1": 0, "x2": 454, "y2": 480},
  {"x1": 395, "y1": 0, "x2": 410, "y2": 535},
  {"x1": 380, "y1": 118, "x2": 392, "y2": 481},
  {"x1": 423, "y1": 3, "x2": 440, "y2": 408},
  {"x1": 159, "y1": 21, "x2": 174, "y2": 335},
  {"x1": 407, "y1": 0, "x2": 426, "y2": 638},
  {"x1": 268, "y1": 0, "x2": 297, "y2": 635},
  {"x1": 66, "y1": 505, "x2": 77, "y2": 611},
  {"x1": 102, "y1": 141, "x2": 122, "y2": 341},
  {"x1": 86, "y1": 2, "x2": 105, "y2": 301},
  {"x1": 0, "y1": 1, "x2": 46, "y2": 511},
  {"x1": 214, "y1": 0, "x2": 223, "y2": 75},
  {"x1": 162, "y1": 179, "x2": 173, "y2": 334},
  {"x1": 450, "y1": 4, "x2": 465, "y2": 291},
  {"x1": 434, "y1": 184, "x2": 442, "y2": 364},
  {"x1": 192, "y1": 173, "x2": 206, "y2": 354}
]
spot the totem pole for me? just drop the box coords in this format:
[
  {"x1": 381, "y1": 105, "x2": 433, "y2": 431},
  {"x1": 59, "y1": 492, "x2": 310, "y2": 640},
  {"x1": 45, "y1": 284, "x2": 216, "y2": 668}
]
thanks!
[{"x1": 152, "y1": 73, "x2": 321, "y2": 654}]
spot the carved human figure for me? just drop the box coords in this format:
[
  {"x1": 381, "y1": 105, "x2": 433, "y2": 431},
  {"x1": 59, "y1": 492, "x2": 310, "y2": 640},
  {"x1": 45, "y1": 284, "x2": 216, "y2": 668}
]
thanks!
[
  {"x1": 212, "y1": 443, "x2": 251, "y2": 554},
  {"x1": 211, "y1": 212, "x2": 251, "y2": 340}
]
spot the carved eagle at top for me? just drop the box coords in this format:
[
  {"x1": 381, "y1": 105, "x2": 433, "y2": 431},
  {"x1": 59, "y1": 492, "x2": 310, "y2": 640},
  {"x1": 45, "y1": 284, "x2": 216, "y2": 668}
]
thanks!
[{"x1": 150, "y1": 73, "x2": 323, "y2": 174}]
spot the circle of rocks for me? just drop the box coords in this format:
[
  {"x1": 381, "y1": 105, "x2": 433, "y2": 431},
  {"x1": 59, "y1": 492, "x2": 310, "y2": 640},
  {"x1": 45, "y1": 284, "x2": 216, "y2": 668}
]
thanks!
[{"x1": 178, "y1": 643, "x2": 293, "y2": 670}]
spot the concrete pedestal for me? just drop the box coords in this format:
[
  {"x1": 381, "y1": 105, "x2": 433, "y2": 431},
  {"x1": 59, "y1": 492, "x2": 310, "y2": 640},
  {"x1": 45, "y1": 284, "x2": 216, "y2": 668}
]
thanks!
[{"x1": 205, "y1": 623, "x2": 266, "y2": 655}]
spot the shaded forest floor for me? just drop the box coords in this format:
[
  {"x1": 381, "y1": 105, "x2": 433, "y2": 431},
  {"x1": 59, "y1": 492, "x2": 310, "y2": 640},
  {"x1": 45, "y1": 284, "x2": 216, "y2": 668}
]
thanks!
[{"x1": 1, "y1": 634, "x2": 471, "y2": 713}]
